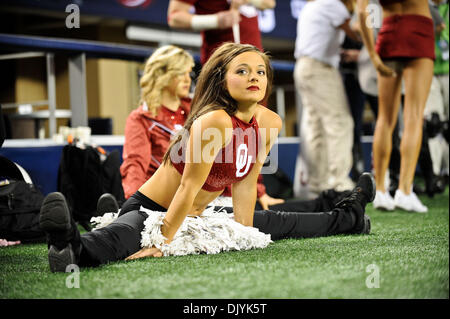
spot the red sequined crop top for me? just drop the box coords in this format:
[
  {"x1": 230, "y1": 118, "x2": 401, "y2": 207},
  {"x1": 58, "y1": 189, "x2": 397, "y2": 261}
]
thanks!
[{"x1": 170, "y1": 115, "x2": 261, "y2": 192}]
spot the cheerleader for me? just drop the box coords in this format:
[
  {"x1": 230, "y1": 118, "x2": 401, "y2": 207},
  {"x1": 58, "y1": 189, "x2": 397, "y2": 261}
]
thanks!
[
  {"x1": 357, "y1": 0, "x2": 435, "y2": 212},
  {"x1": 39, "y1": 43, "x2": 375, "y2": 271}
]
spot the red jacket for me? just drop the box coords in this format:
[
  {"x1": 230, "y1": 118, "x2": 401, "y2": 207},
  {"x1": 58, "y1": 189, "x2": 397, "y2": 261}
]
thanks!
[{"x1": 120, "y1": 99, "x2": 190, "y2": 199}]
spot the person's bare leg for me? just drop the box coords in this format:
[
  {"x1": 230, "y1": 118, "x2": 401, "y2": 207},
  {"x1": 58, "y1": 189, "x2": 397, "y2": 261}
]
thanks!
[
  {"x1": 398, "y1": 58, "x2": 434, "y2": 194},
  {"x1": 373, "y1": 71, "x2": 403, "y2": 191}
]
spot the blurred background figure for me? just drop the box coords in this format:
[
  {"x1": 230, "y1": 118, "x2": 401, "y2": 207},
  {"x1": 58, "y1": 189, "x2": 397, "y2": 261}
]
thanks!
[
  {"x1": 356, "y1": 0, "x2": 412, "y2": 197},
  {"x1": 294, "y1": 0, "x2": 360, "y2": 199},
  {"x1": 419, "y1": 0, "x2": 449, "y2": 196},
  {"x1": 340, "y1": 32, "x2": 366, "y2": 183},
  {"x1": 357, "y1": 0, "x2": 435, "y2": 213},
  {"x1": 167, "y1": 0, "x2": 276, "y2": 65}
]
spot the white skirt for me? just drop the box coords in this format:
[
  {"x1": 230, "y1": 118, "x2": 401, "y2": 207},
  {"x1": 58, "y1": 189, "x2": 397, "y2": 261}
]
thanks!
[{"x1": 90, "y1": 205, "x2": 272, "y2": 257}]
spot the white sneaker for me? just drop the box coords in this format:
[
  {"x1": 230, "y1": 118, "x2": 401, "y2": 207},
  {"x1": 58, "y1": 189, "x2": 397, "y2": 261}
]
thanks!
[
  {"x1": 373, "y1": 191, "x2": 395, "y2": 211},
  {"x1": 394, "y1": 189, "x2": 428, "y2": 213}
]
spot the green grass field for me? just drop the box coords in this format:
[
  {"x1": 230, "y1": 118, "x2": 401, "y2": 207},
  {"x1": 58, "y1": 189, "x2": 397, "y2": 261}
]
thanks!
[{"x1": 0, "y1": 189, "x2": 448, "y2": 299}]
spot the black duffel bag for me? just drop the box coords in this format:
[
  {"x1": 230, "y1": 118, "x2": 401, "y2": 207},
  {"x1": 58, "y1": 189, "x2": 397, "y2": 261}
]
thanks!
[{"x1": 0, "y1": 156, "x2": 46, "y2": 243}]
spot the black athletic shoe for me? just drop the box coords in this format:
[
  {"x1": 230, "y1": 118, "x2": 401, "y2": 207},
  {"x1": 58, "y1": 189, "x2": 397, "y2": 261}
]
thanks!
[
  {"x1": 39, "y1": 192, "x2": 80, "y2": 272},
  {"x1": 46, "y1": 243, "x2": 77, "y2": 273},
  {"x1": 335, "y1": 173, "x2": 375, "y2": 235},
  {"x1": 96, "y1": 193, "x2": 119, "y2": 216},
  {"x1": 320, "y1": 189, "x2": 352, "y2": 211}
]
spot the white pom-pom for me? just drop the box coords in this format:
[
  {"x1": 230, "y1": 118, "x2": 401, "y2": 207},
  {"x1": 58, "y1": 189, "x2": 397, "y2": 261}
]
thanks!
[
  {"x1": 139, "y1": 207, "x2": 272, "y2": 257},
  {"x1": 90, "y1": 205, "x2": 273, "y2": 257},
  {"x1": 90, "y1": 212, "x2": 120, "y2": 230}
]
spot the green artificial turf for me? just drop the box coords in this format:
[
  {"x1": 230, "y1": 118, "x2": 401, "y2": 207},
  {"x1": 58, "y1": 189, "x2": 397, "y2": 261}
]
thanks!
[{"x1": 0, "y1": 188, "x2": 448, "y2": 299}]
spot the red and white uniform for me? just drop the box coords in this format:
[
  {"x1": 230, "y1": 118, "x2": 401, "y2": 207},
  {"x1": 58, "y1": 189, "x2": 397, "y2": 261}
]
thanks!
[
  {"x1": 120, "y1": 99, "x2": 191, "y2": 199},
  {"x1": 171, "y1": 115, "x2": 261, "y2": 192},
  {"x1": 177, "y1": 0, "x2": 263, "y2": 64}
]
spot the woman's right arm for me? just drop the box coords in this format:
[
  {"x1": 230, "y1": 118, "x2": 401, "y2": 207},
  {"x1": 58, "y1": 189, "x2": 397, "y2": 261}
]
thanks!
[
  {"x1": 356, "y1": 0, "x2": 396, "y2": 77},
  {"x1": 161, "y1": 112, "x2": 231, "y2": 242},
  {"x1": 126, "y1": 112, "x2": 231, "y2": 261}
]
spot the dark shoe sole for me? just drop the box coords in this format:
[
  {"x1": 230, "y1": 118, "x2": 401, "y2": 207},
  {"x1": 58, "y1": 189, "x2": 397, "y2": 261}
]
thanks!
[
  {"x1": 39, "y1": 192, "x2": 71, "y2": 232},
  {"x1": 359, "y1": 173, "x2": 376, "y2": 203},
  {"x1": 361, "y1": 215, "x2": 371, "y2": 235},
  {"x1": 96, "y1": 193, "x2": 119, "y2": 216},
  {"x1": 351, "y1": 214, "x2": 371, "y2": 235},
  {"x1": 48, "y1": 243, "x2": 76, "y2": 272}
]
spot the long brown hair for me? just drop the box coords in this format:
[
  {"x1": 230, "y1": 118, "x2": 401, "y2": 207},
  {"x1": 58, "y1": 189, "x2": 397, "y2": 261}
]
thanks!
[{"x1": 162, "y1": 42, "x2": 273, "y2": 164}]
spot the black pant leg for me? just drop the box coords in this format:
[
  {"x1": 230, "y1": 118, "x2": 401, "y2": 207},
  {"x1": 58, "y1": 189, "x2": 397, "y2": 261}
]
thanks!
[
  {"x1": 252, "y1": 208, "x2": 354, "y2": 240},
  {"x1": 119, "y1": 196, "x2": 143, "y2": 217},
  {"x1": 255, "y1": 189, "x2": 341, "y2": 213},
  {"x1": 263, "y1": 198, "x2": 322, "y2": 212},
  {"x1": 120, "y1": 191, "x2": 167, "y2": 217},
  {"x1": 216, "y1": 195, "x2": 331, "y2": 213},
  {"x1": 79, "y1": 210, "x2": 147, "y2": 267}
]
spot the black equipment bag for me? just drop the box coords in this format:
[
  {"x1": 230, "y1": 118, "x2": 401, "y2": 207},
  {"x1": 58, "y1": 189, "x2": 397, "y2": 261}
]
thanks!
[
  {"x1": 57, "y1": 143, "x2": 125, "y2": 230},
  {"x1": 0, "y1": 156, "x2": 46, "y2": 243}
]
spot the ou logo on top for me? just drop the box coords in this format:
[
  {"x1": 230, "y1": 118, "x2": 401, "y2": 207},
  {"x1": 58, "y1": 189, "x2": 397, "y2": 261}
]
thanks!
[{"x1": 236, "y1": 144, "x2": 252, "y2": 178}]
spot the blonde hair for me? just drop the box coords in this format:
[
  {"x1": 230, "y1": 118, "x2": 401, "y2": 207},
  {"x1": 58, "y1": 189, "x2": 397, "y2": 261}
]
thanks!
[{"x1": 139, "y1": 45, "x2": 195, "y2": 116}]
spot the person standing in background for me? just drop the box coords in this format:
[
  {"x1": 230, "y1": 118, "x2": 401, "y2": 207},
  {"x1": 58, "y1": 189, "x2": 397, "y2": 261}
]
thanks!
[
  {"x1": 340, "y1": 33, "x2": 366, "y2": 182},
  {"x1": 294, "y1": 0, "x2": 360, "y2": 198},
  {"x1": 357, "y1": 0, "x2": 435, "y2": 213},
  {"x1": 422, "y1": 0, "x2": 449, "y2": 192},
  {"x1": 167, "y1": 0, "x2": 275, "y2": 65}
]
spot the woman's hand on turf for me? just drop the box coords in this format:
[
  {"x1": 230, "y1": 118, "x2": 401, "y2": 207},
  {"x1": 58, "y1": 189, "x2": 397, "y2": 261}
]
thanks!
[
  {"x1": 258, "y1": 193, "x2": 285, "y2": 210},
  {"x1": 0, "y1": 239, "x2": 21, "y2": 247},
  {"x1": 125, "y1": 247, "x2": 163, "y2": 260}
]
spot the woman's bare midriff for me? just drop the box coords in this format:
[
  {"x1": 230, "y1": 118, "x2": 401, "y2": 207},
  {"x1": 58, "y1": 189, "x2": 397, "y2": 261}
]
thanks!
[
  {"x1": 381, "y1": 0, "x2": 431, "y2": 18},
  {"x1": 137, "y1": 163, "x2": 223, "y2": 216}
]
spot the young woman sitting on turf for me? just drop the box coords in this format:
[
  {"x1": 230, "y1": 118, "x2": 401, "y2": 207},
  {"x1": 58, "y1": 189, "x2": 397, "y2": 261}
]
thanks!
[
  {"x1": 115, "y1": 43, "x2": 284, "y2": 210},
  {"x1": 101, "y1": 44, "x2": 354, "y2": 216},
  {"x1": 97, "y1": 44, "x2": 327, "y2": 215},
  {"x1": 39, "y1": 43, "x2": 375, "y2": 271}
]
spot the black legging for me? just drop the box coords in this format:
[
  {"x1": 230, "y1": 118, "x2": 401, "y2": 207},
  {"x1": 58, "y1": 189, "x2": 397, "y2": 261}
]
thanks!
[{"x1": 77, "y1": 191, "x2": 355, "y2": 267}]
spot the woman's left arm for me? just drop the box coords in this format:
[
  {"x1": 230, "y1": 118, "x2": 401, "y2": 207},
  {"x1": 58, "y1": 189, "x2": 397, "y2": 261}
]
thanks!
[
  {"x1": 231, "y1": 109, "x2": 282, "y2": 226},
  {"x1": 231, "y1": 157, "x2": 262, "y2": 226}
]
